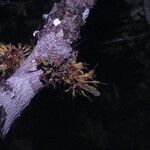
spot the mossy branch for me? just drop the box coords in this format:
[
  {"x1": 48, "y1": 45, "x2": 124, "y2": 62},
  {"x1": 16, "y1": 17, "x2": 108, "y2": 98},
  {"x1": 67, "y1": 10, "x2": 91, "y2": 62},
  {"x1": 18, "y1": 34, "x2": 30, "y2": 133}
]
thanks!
[{"x1": 0, "y1": 0, "x2": 97, "y2": 137}]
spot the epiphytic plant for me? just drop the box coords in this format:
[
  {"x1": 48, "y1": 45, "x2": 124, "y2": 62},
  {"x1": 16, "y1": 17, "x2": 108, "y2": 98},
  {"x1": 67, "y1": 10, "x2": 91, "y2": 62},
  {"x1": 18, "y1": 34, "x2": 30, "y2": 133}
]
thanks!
[
  {"x1": 0, "y1": 43, "x2": 32, "y2": 79},
  {"x1": 36, "y1": 56, "x2": 100, "y2": 99}
]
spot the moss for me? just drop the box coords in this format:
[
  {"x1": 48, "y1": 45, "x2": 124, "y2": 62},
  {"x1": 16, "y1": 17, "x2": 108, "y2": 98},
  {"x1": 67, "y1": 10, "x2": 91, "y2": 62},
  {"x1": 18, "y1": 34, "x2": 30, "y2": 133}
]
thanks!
[
  {"x1": 36, "y1": 56, "x2": 100, "y2": 99},
  {"x1": 0, "y1": 43, "x2": 32, "y2": 79}
]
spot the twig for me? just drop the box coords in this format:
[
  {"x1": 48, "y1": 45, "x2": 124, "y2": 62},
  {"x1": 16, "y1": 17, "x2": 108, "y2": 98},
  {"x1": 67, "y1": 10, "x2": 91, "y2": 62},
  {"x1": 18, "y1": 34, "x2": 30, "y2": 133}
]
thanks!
[{"x1": 98, "y1": 32, "x2": 149, "y2": 46}]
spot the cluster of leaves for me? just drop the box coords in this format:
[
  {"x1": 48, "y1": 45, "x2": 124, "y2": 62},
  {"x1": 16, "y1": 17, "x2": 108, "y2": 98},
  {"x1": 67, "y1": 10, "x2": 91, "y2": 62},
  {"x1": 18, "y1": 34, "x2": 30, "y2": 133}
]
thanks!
[
  {"x1": 0, "y1": 43, "x2": 32, "y2": 79},
  {"x1": 36, "y1": 56, "x2": 100, "y2": 99}
]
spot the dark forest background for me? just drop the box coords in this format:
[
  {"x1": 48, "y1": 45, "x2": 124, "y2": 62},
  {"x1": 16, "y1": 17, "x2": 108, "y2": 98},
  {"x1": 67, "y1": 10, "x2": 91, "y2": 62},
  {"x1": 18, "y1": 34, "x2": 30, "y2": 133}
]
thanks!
[{"x1": 0, "y1": 0, "x2": 150, "y2": 150}]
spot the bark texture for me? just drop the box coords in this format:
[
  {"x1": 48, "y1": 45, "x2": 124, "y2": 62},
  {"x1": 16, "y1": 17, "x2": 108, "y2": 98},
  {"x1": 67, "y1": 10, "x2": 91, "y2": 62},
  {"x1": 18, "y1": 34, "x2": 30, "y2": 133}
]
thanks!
[{"x1": 0, "y1": 0, "x2": 96, "y2": 137}]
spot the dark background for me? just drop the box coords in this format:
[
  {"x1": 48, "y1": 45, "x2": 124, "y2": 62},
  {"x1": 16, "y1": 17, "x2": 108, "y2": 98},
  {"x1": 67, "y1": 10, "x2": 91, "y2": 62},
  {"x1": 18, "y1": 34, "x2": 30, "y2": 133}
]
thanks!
[{"x1": 0, "y1": 0, "x2": 150, "y2": 149}]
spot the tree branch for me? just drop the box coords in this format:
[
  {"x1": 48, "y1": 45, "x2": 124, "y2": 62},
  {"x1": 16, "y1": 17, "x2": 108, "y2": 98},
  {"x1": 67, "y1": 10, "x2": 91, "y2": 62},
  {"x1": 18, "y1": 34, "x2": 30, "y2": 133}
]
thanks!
[{"x1": 0, "y1": 0, "x2": 96, "y2": 137}]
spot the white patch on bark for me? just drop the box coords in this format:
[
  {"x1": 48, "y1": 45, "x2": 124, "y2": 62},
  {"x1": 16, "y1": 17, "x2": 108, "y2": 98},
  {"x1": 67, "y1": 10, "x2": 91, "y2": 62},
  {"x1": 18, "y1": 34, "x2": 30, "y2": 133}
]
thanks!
[
  {"x1": 53, "y1": 18, "x2": 61, "y2": 26},
  {"x1": 43, "y1": 13, "x2": 49, "y2": 20},
  {"x1": 33, "y1": 31, "x2": 39, "y2": 37}
]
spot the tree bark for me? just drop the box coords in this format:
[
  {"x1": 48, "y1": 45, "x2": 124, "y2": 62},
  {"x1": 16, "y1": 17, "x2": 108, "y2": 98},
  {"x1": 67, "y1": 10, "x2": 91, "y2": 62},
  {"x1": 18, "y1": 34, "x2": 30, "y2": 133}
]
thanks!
[{"x1": 0, "y1": 0, "x2": 96, "y2": 137}]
